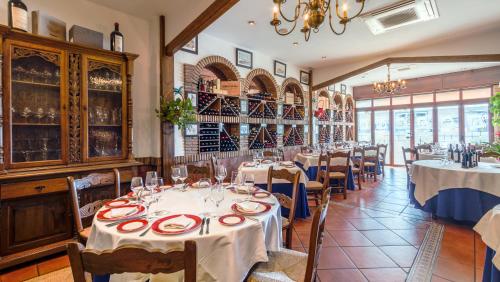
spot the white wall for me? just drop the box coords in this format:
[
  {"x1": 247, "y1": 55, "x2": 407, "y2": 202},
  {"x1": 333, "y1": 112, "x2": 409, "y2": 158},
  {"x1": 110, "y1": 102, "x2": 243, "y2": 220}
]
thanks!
[
  {"x1": 172, "y1": 32, "x2": 306, "y2": 156},
  {"x1": 0, "y1": 0, "x2": 160, "y2": 158},
  {"x1": 313, "y1": 27, "x2": 500, "y2": 88}
]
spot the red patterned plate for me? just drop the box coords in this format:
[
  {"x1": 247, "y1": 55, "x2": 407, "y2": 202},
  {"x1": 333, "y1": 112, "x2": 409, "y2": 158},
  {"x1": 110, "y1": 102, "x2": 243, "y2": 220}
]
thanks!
[
  {"x1": 219, "y1": 214, "x2": 245, "y2": 226},
  {"x1": 231, "y1": 201, "x2": 272, "y2": 216},
  {"x1": 96, "y1": 204, "x2": 145, "y2": 221},
  {"x1": 253, "y1": 190, "x2": 271, "y2": 198},
  {"x1": 116, "y1": 219, "x2": 148, "y2": 233},
  {"x1": 105, "y1": 199, "x2": 130, "y2": 208},
  {"x1": 151, "y1": 214, "x2": 202, "y2": 235}
]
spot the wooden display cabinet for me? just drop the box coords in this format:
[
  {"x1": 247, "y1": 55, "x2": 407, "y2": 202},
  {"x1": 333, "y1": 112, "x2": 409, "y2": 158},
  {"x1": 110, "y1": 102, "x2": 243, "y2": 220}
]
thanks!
[{"x1": 0, "y1": 25, "x2": 140, "y2": 269}]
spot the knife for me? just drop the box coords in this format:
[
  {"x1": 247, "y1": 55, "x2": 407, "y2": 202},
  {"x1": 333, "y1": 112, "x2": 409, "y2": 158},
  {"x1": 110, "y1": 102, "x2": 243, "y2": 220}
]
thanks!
[
  {"x1": 139, "y1": 225, "x2": 152, "y2": 237},
  {"x1": 105, "y1": 215, "x2": 146, "y2": 227},
  {"x1": 199, "y1": 217, "x2": 206, "y2": 236},
  {"x1": 205, "y1": 218, "x2": 210, "y2": 234}
]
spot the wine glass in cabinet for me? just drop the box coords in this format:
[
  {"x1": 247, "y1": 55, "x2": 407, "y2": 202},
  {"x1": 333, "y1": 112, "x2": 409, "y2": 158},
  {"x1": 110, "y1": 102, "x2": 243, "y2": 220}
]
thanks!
[
  {"x1": 5, "y1": 40, "x2": 68, "y2": 168},
  {"x1": 82, "y1": 55, "x2": 127, "y2": 161}
]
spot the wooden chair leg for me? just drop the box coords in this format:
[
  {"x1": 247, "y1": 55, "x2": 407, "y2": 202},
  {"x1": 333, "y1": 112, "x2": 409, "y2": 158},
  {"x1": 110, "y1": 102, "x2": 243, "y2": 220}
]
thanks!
[
  {"x1": 357, "y1": 174, "x2": 362, "y2": 189},
  {"x1": 382, "y1": 164, "x2": 385, "y2": 176},
  {"x1": 285, "y1": 227, "x2": 292, "y2": 249}
]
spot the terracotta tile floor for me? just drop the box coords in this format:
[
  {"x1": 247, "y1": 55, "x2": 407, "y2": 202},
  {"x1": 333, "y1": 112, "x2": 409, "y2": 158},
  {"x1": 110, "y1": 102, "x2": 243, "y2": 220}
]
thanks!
[{"x1": 0, "y1": 167, "x2": 487, "y2": 282}]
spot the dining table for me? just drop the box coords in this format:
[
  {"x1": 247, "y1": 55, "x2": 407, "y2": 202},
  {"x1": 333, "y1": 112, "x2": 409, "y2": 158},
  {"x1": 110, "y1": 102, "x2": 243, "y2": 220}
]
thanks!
[
  {"x1": 474, "y1": 204, "x2": 500, "y2": 282},
  {"x1": 86, "y1": 186, "x2": 282, "y2": 282},
  {"x1": 293, "y1": 152, "x2": 356, "y2": 190},
  {"x1": 237, "y1": 161, "x2": 310, "y2": 219},
  {"x1": 409, "y1": 160, "x2": 500, "y2": 222},
  {"x1": 418, "y1": 151, "x2": 447, "y2": 160}
]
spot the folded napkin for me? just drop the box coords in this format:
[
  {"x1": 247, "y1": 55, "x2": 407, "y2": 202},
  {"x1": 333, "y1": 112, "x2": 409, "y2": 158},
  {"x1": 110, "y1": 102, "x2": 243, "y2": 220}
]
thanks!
[
  {"x1": 161, "y1": 215, "x2": 193, "y2": 230},
  {"x1": 237, "y1": 201, "x2": 260, "y2": 212},
  {"x1": 281, "y1": 161, "x2": 293, "y2": 166},
  {"x1": 236, "y1": 185, "x2": 254, "y2": 193},
  {"x1": 244, "y1": 162, "x2": 256, "y2": 167},
  {"x1": 262, "y1": 160, "x2": 273, "y2": 164},
  {"x1": 110, "y1": 207, "x2": 136, "y2": 218},
  {"x1": 192, "y1": 181, "x2": 210, "y2": 188}
]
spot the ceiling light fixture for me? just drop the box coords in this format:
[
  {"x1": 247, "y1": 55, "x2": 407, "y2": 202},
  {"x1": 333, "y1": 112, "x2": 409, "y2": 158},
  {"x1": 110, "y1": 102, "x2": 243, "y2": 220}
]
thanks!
[
  {"x1": 293, "y1": 42, "x2": 299, "y2": 46},
  {"x1": 373, "y1": 64, "x2": 407, "y2": 95},
  {"x1": 321, "y1": 56, "x2": 327, "y2": 60},
  {"x1": 270, "y1": 0, "x2": 366, "y2": 41},
  {"x1": 248, "y1": 20, "x2": 256, "y2": 26}
]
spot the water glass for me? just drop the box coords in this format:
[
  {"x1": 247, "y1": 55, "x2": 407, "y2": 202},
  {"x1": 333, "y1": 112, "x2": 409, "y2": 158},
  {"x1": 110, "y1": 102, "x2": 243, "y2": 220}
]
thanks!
[
  {"x1": 145, "y1": 171, "x2": 157, "y2": 190},
  {"x1": 171, "y1": 167, "x2": 180, "y2": 187},
  {"x1": 216, "y1": 165, "x2": 227, "y2": 185},
  {"x1": 244, "y1": 174, "x2": 255, "y2": 200},
  {"x1": 230, "y1": 171, "x2": 239, "y2": 188},
  {"x1": 130, "y1": 176, "x2": 144, "y2": 201},
  {"x1": 178, "y1": 165, "x2": 188, "y2": 190},
  {"x1": 211, "y1": 184, "x2": 225, "y2": 217}
]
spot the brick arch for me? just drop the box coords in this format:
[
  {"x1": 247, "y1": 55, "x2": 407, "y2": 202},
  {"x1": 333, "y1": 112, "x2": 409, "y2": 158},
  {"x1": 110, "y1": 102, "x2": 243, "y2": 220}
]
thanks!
[
  {"x1": 193, "y1": 55, "x2": 241, "y2": 82},
  {"x1": 279, "y1": 77, "x2": 305, "y2": 104},
  {"x1": 244, "y1": 68, "x2": 279, "y2": 98},
  {"x1": 334, "y1": 93, "x2": 343, "y2": 108}
]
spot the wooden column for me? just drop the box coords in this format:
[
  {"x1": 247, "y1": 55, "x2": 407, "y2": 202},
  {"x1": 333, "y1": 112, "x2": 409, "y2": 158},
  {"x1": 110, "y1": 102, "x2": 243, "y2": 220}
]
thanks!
[{"x1": 308, "y1": 70, "x2": 313, "y2": 144}]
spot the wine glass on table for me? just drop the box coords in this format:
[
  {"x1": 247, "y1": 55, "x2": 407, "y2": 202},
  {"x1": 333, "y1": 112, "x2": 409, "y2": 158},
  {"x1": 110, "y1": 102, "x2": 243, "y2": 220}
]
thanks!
[
  {"x1": 215, "y1": 164, "x2": 227, "y2": 186},
  {"x1": 145, "y1": 171, "x2": 157, "y2": 190},
  {"x1": 230, "y1": 171, "x2": 239, "y2": 189},
  {"x1": 178, "y1": 165, "x2": 188, "y2": 191},
  {"x1": 244, "y1": 173, "x2": 255, "y2": 200},
  {"x1": 130, "y1": 177, "x2": 144, "y2": 202},
  {"x1": 171, "y1": 166, "x2": 180, "y2": 188}
]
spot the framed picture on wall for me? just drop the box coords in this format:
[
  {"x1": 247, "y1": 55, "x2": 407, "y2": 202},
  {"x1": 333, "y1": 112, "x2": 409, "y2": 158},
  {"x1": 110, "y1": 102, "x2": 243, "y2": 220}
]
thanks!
[
  {"x1": 274, "y1": 60, "x2": 286, "y2": 78},
  {"x1": 240, "y1": 99, "x2": 248, "y2": 114},
  {"x1": 300, "y1": 71, "x2": 310, "y2": 85},
  {"x1": 340, "y1": 84, "x2": 347, "y2": 94},
  {"x1": 186, "y1": 92, "x2": 197, "y2": 107},
  {"x1": 328, "y1": 84, "x2": 335, "y2": 92},
  {"x1": 240, "y1": 124, "x2": 249, "y2": 135},
  {"x1": 181, "y1": 36, "x2": 198, "y2": 54},
  {"x1": 236, "y1": 48, "x2": 253, "y2": 69},
  {"x1": 185, "y1": 123, "x2": 198, "y2": 136}
]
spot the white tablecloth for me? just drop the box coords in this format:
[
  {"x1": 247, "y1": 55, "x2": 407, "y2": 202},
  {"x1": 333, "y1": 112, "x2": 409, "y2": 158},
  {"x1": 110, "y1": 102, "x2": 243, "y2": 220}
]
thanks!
[
  {"x1": 237, "y1": 163, "x2": 308, "y2": 185},
  {"x1": 474, "y1": 205, "x2": 500, "y2": 269},
  {"x1": 410, "y1": 160, "x2": 500, "y2": 205},
  {"x1": 419, "y1": 152, "x2": 447, "y2": 160},
  {"x1": 293, "y1": 153, "x2": 353, "y2": 171},
  {"x1": 86, "y1": 188, "x2": 282, "y2": 282}
]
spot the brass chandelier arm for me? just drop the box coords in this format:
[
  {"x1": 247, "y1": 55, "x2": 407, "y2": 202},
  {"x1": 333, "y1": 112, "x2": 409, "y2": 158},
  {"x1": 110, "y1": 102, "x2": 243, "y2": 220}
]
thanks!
[
  {"x1": 334, "y1": 0, "x2": 365, "y2": 22},
  {"x1": 274, "y1": 20, "x2": 298, "y2": 35},
  {"x1": 328, "y1": 10, "x2": 347, "y2": 35},
  {"x1": 304, "y1": 28, "x2": 311, "y2": 41},
  {"x1": 278, "y1": 0, "x2": 308, "y2": 23}
]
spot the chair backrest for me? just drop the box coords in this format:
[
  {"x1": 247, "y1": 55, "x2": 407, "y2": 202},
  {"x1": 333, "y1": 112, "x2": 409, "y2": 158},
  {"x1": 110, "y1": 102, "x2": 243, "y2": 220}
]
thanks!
[
  {"x1": 402, "y1": 147, "x2": 419, "y2": 173},
  {"x1": 68, "y1": 169, "x2": 120, "y2": 233},
  {"x1": 377, "y1": 144, "x2": 388, "y2": 162},
  {"x1": 363, "y1": 146, "x2": 379, "y2": 163},
  {"x1": 263, "y1": 151, "x2": 274, "y2": 157},
  {"x1": 352, "y1": 147, "x2": 365, "y2": 170},
  {"x1": 304, "y1": 187, "x2": 332, "y2": 282},
  {"x1": 186, "y1": 163, "x2": 211, "y2": 183},
  {"x1": 415, "y1": 144, "x2": 432, "y2": 153},
  {"x1": 327, "y1": 151, "x2": 351, "y2": 175},
  {"x1": 315, "y1": 154, "x2": 330, "y2": 183},
  {"x1": 67, "y1": 241, "x2": 197, "y2": 282},
  {"x1": 267, "y1": 167, "x2": 300, "y2": 222}
]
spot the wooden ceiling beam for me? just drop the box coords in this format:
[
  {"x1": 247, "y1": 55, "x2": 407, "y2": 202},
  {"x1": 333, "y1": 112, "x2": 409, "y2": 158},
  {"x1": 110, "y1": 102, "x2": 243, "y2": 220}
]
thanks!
[
  {"x1": 165, "y1": 0, "x2": 239, "y2": 56},
  {"x1": 312, "y1": 54, "x2": 500, "y2": 91}
]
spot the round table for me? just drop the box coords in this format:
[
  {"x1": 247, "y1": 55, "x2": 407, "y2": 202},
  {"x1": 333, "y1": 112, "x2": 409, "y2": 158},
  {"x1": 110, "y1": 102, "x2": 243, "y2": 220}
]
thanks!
[
  {"x1": 409, "y1": 160, "x2": 500, "y2": 222},
  {"x1": 87, "y1": 188, "x2": 282, "y2": 282},
  {"x1": 418, "y1": 152, "x2": 447, "y2": 160},
  {"x1": 474, "y1": 205, "x2": 500, "y2": 282}
]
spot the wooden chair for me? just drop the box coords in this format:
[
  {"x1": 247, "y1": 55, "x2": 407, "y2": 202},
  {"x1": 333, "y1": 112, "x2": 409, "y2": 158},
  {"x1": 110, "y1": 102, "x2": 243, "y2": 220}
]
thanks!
[
  {"x1": 68, "y1": 169, "x2": 120, "y2": 244},
  {"x1": 305, "y1": 154, "x2": 330, "y2": 205},
  {"x1": 186, "y1": 163, "x2": 211, "y2": 183},
  {"x1": 263, "y1": 150, "x2": 274, "y2": 159},
  {"x1": 327, "y1": 151, "x2": 351, "y2": 199},
  {"x1": 351, "y1": 147, "x2": 364, "y2": 189},
  {"x1": 416, "y1": 143, "x2": 432, "y2": 153},
  {"x1": 377, "y1": 144, "x2": 388, "y2": 176},
  {"x1": 267, "y1": 167, "x2": 300, "y2": 249},
  {"x1": 67, "y1": 241, "x2": 197, "y2": 282},
  {"x1": 247, "y1": 188, "x2": 332, "y2": 282},
  {"x1": 363, "y1": 146, "x2": 380, "y2": 182},
  {"x1": 402, "y1": 147, "x2": 419, "y2": 177},
  {"x1": 300, "y1": 146, "x2": 311, "y2": 154}
]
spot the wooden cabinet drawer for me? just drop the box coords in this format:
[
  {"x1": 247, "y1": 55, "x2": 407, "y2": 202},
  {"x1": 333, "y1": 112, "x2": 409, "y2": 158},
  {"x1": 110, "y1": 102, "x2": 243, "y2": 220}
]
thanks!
[{"x1": 1, "y1": 178, "x2": 68, "y2": 200}]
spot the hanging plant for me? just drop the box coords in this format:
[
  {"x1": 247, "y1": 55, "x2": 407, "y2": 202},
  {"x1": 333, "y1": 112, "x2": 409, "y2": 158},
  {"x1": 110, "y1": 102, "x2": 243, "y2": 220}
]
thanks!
[{"x1": 155, "y1": 87, "x2": 196, "y2": 130}]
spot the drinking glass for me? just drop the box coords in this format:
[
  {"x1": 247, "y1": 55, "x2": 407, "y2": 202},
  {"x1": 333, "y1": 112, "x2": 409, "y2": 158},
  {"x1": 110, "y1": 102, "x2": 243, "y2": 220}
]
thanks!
[
  {"x1": 211, "y1": 184, "x2": 225, "y2": 217},
  {"x1": 178, "y1": 165, "x2": 188, "y2": 191},
  {"x1": 145, "y1": 171, "x2": 157, "y2": 191},
  {"x1": 215, "y1": 165, "x2": 227, "y2": 185},
  {"x1": 155, "y1": 177, "x2": 164, "y2": 195},
  {"x1": 171, "y1": 166, "x2": 180, "y2": 187},
  {"x1": 244, "y1": 173, "x2": 255, "y2": 200},
  {"x1": 130, "y1": 176, "x2": 144, "y2": 201},
  {"x1": 230, "y1": 171, "x2": 239, "y2": 188}
]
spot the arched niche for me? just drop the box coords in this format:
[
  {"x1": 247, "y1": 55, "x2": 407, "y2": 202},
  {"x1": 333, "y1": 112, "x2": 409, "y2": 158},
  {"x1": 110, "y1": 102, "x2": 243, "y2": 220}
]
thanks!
[
  {"x1": 334, "y1": 93, "x2": 343, "y2": 109},
  {"x1": 244, "y1": 68, "x2": 279, "y2": 99},
  {"x1": 193, "y1": 55, "x2": 241, "y2": 83},
  {"x1": 345, "y1": 95, "x2": 354, "y2": 111},
  {"x1": 280, "y1": 77, "x2": 304, "y2": 105},
  {"x1": 317, "y1": 90, "x2": 330, "y2": 110}
]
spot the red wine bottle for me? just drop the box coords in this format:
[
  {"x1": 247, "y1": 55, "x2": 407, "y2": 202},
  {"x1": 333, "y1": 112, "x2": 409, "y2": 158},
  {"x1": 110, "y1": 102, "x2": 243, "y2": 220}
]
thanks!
[
  {"x1": 110, "y1": 23, "x2": 124, "y2": 52},
  {"x1": 8, "y1": 0, "x2": 28, "y2": 32}
]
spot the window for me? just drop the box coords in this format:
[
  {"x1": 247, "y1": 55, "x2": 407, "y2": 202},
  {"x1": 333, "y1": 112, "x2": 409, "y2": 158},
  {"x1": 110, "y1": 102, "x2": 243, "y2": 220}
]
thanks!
[
  {"x1": 413, "y1": 93, "x2": 434, "y2": 104},
  {"x1": 436, "y1": 91, "x2": 459, "y2": 102},
  {"x1": 437, "y1": 105, "x2": 460, "y2": 145},
  {"x1": 373, "y1": 98, "x2": 390, "y2": 107},
  {"x1": 414, "y1": 107, "x2": 434, "y2": 145},
  {"x1": 462, "y1": 88, "x2": 491, "y2": 100},
  {"x1": 393, "y1": 109, "x2": 411, "y2": 165},
  {"x1": 391, "y1": 96, "x2": 411, "y2": 105},
  {"x1": 464, "y1": 103, "x2": 489, "y2": 144},
  {"x1": 356, "y1": 111, "x2": 372, "y2": 143},
  {"x1": 356, "y1": 100, "x2": 372, "y2": 108},
  {"x1": 374, "y1": 110, "x2": 391, "y2": 163}
]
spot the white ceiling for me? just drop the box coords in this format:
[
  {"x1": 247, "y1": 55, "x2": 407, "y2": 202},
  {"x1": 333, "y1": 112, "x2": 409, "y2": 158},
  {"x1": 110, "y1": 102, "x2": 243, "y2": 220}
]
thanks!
[
  {"x1": 341, "y1": 62, "x2": 500, "y2": 87},
  {"x1": 204, "y1": 0, "x2": 500, "y2": 69}
]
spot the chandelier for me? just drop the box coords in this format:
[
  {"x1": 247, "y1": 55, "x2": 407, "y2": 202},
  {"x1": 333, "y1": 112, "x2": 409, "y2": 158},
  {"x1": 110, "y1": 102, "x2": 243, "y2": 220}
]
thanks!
[
  {"x1": 373, "y1": 64, "x2": 407, "y2": 95},
  {"x1": 270, "y1": 0, "x2": 366, "y2": 41}
]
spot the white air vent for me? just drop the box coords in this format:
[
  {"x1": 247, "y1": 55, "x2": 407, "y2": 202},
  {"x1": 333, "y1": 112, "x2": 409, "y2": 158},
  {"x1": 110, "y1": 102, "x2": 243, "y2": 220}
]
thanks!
[{"x1": 362, "y1": 0, "x2": 439, "y2": 35}]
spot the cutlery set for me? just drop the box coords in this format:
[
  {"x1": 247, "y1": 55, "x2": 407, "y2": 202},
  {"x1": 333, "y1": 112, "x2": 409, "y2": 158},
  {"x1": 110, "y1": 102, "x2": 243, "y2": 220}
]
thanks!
[{"x1": 199, "y1": 217, "x2": 211, "y2": 235}]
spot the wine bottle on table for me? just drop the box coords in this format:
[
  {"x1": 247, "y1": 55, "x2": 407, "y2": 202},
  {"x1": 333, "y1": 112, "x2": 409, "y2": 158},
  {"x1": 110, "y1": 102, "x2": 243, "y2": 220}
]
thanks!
[
  {"x1": 8, "y1": 0, "x2": 28, "y2": 32},
  {"x1": 110, "y1": 23, "x2": 124, "y2": 52},
  {"x1": 448, "y1": 144, "x2": 454, "y2": 161},
  {"x1": 454, "y1": 144, "x2": 461, "y2": 163}
]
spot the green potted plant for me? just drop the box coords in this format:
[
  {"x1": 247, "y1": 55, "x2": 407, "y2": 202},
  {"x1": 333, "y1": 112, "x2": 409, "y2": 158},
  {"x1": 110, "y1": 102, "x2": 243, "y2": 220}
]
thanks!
[
  {"x1": 155, "y1": 87, "x2": 196, "y2": 130},
  {"x1": 484, "y1": 90, "x2": 500, "y2": 158}
]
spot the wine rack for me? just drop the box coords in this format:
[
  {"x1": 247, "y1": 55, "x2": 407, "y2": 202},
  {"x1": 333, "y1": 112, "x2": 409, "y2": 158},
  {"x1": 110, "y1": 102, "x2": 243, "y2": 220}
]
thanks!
[
  {"x1": 247, "y1": 93, "x2": 277, "y2": 119},
  {"x1": 345, "y1": 126, "x2": 354, "y2": 141},
  {"x1": 283, "y1": 125, "x2": 304, "y2": 147},
  {"x1": 221, "y1": 96, "x2": 240, "y2": 116},
  {"x1": 220, "y1": 123, "x2": 240, "y2": 152},
  {"x1": 199, "y1": 123, "x2": 220, "y2": 153},
  {"x1": 317, "y1": 109, "x2": 331, "y2": 121},
  {"x1": 248, "y1": 124, "x2": 277, "y2": 150},
  {"x1": 334, "y1": 110, "x2": 344, "y2": 122},
  {"x1": 198, "y1": 91, "x2": 240, "y2": 117},
  {"x1": 282, "y1": 104, "x2": 305, "y2": 120},
  {"x1": 345, "y1": 111, "x2": 353, "y2": 123},
  {"x1": 334, "y1": 125, "x2": 344, "y2": 142},
  {"x1": 319, "y1": 126, "x2": 331, "y2": 144}
]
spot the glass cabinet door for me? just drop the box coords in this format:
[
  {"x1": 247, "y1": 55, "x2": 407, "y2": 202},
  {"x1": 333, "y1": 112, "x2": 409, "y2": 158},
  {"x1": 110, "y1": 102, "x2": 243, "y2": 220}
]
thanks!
[
  {"x1": 83, "y1": 56, "x2": 126, "y2": 161},
  {"x1": 8, "y1": 41, "x2": 67, "y2": 167}
]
